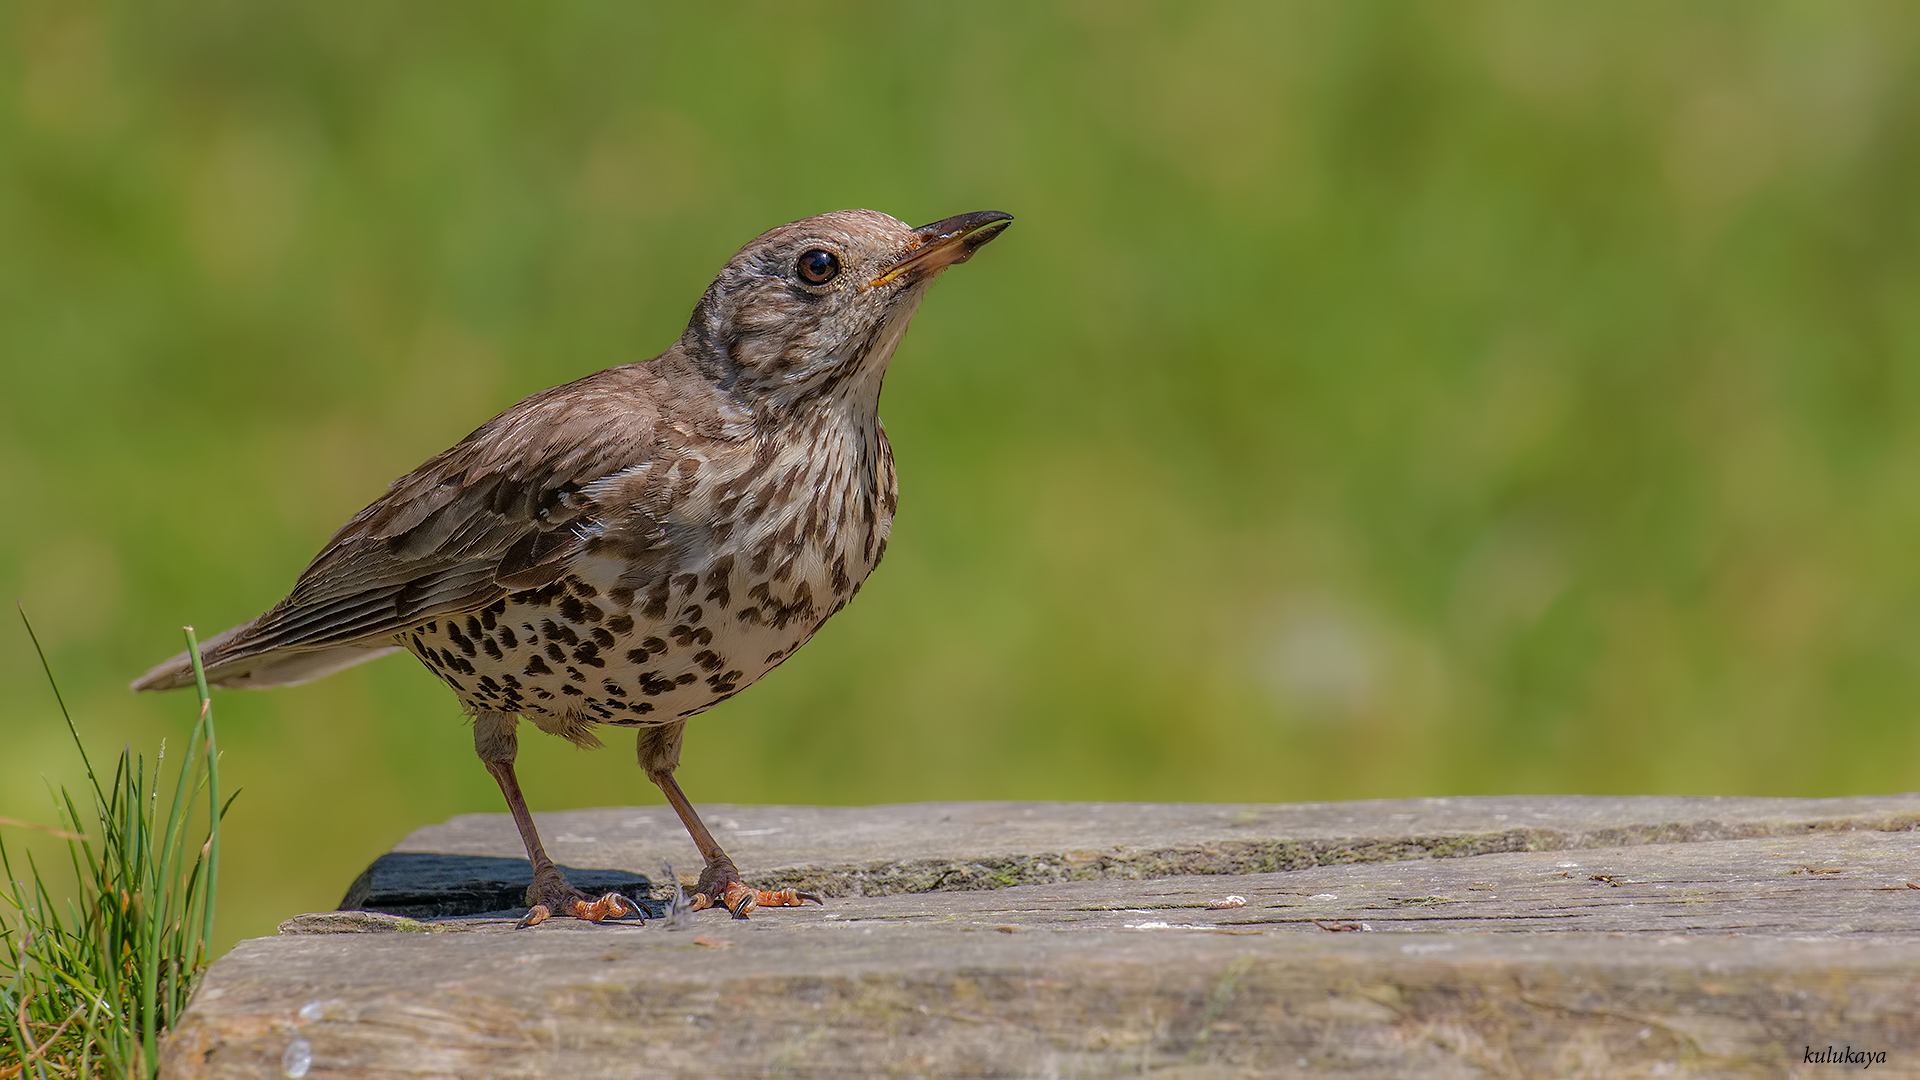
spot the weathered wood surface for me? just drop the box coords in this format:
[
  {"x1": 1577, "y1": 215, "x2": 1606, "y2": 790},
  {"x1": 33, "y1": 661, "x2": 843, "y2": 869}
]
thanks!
[{"x1": 165, "y1": 796, "x2": 1920, "y2": 1078}]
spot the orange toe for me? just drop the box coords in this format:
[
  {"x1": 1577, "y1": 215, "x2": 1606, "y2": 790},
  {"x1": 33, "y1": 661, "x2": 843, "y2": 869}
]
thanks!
[
  {"x1": 753, "y1": 888, "x2": 821, "y2": 907},
  {"x1": 571, "y1": 893, "x2": 640, "y2": 923}
]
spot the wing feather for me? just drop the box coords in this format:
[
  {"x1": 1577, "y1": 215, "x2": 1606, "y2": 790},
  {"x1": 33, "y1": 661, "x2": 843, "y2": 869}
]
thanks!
[{"x1": 133, "y1": 358, "x2": 728, "y2": 691}]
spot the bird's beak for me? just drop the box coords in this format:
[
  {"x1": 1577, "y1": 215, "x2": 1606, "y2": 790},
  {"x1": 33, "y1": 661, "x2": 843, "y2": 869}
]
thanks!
[{"x1": 870, "y1": 211, "x2": 1014, "y2": 287}]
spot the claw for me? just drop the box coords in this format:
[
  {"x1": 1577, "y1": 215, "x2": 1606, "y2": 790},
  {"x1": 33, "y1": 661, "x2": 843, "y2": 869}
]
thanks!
[
  {"x1": 688, "y1": 888, "x2": 752, "y2": 917},
  {"x1": 516, "y1": 882, "x2": 641, "y2": 929},
  {"x1": 689, "y1": 882, "x2": 755, "y2": 918},
  {"x1": 683, "y1": 853, "x2": 824, "y2": 919},
  {"x1": 570, "y1": 892, "x2": 641, "y2": 923},
  {"x1": 689, "y1": 884, "x2": 822, "y2": 916}
]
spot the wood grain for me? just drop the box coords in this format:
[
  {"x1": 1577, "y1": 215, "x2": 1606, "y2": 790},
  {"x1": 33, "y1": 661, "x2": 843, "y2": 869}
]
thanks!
[{"x1": 164, "y1": 796, "x2": 1920, "y2": 1078}]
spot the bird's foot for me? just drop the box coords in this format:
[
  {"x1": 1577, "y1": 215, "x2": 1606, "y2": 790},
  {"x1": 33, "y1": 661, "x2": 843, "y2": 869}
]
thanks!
[
  {"x1": 688, "y1": 857, "x2": 821, "y2": 919},
  {"x1": 516, "y1": 874, "x2": 642, "y2": 929}
]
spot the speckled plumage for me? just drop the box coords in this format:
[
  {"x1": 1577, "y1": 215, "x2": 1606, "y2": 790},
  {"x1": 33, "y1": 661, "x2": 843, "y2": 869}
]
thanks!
[
  {"x1": 399, "y1": 371, "x2": 898, "y2": 747},
  {"x1": 135, "y1": 208, "x2": 1011, "y2": 922}
]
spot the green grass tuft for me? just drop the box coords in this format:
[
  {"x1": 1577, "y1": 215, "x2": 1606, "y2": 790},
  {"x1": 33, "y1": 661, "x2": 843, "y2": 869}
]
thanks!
[{"x1": 1, "y1": 615, "x2": 228, "y2": 1079}]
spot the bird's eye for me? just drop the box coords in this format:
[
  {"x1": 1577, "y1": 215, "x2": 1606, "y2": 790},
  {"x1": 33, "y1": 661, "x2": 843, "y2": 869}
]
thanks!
[{"x1": 796, "y1": 248, "x2": 840, "y2": 286}]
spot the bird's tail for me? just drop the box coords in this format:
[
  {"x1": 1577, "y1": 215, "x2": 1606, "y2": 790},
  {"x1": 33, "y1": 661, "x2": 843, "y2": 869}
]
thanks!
[{"x1": 131, "y1": 617, "x2": 399, "y2": 691}]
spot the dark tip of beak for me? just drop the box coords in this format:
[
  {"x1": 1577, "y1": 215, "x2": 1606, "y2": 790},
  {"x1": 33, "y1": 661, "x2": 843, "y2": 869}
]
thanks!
[
  {"x1": 912, "y1": 210, "x2": 1015, "y2": 254},
  {"x1": 873, "y1": 211, "x2": 1014, "y2": 286}
]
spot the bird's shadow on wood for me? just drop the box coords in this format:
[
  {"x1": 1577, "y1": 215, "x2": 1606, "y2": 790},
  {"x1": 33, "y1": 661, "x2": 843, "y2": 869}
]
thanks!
[{"x1": 338, "y1": 852, "x2": 664, "y2": 920}]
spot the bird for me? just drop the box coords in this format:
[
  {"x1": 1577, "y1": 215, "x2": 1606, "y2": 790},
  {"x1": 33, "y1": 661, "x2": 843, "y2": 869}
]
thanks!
[{"x1": 134, "y1": 208, "x2": 1013, "y2": 925}]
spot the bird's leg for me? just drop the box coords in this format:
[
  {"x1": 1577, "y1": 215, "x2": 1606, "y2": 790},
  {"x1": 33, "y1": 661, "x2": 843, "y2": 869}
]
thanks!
[
  {"x1": 638, "y1": 722, "x2": 821, "y2": 918},
  {"x1": 475, "y1": 711, "x2": 638, "y2": 928}
]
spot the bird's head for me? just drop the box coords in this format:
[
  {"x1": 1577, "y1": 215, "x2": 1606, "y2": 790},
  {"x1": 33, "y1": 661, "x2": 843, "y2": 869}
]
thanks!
[{"x1": 682, "y1": 209, "x2": 1012, "y2": 410}]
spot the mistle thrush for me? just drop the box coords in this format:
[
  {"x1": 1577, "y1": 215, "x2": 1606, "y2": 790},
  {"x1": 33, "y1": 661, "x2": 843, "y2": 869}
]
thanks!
[{"x1": 134, "y1": 209, "x2": 1013, "y2": 923}]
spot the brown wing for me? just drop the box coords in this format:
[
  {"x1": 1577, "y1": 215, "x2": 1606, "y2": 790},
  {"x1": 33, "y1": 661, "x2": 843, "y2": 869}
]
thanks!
[{"x1": 135, "y1": 362, "x2": 682, "y2": 691}]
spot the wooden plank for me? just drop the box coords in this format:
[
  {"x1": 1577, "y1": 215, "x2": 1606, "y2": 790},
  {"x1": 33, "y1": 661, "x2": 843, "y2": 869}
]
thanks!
[{"x1": 164, "y1": 796, "x2": 1920, "y2": 1077}]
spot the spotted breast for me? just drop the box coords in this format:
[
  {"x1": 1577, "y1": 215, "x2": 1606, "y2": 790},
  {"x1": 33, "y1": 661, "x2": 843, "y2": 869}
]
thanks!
[{"x1": 402, "y1": 397, "x2": 898, "y2": 747}]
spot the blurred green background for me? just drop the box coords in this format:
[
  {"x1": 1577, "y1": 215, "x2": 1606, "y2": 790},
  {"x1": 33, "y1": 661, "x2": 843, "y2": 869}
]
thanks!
[{"x1": 6, "y1": 1, "x2": 1920, "y2": 954}]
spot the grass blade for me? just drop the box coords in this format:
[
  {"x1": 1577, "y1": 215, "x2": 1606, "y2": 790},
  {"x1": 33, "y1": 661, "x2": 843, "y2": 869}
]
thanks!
[{"x1": 2, "y1": 614, "x2": 227, "y2": 1079}]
